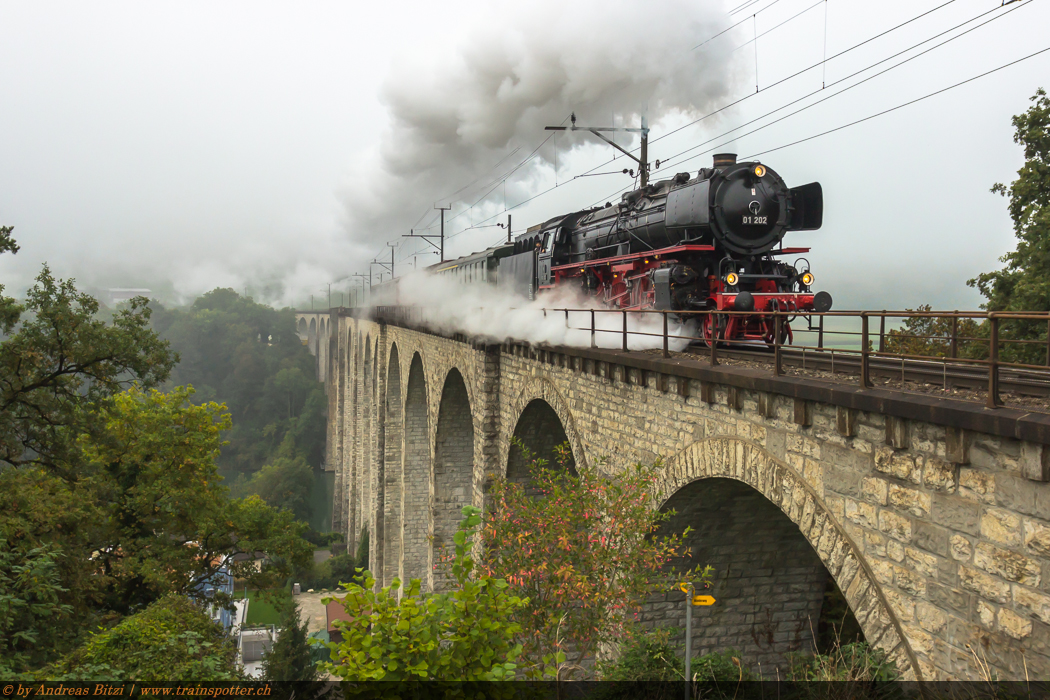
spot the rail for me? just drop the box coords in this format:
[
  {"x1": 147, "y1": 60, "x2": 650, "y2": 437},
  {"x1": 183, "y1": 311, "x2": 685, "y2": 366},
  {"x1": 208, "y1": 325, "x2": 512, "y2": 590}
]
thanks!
[{"x1": 370, "y1": 307, "x2": 1050, "y2": 409}]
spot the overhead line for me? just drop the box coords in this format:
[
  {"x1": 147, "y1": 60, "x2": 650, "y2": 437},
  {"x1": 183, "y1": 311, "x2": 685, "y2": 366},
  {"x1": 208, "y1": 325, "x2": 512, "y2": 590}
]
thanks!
[
  {"x1": 657, "y1": 0, "x2": 1035, "y2": 171},
  {"x1": 743, "y1": 44, "x2": 1050, "y2": 159}
]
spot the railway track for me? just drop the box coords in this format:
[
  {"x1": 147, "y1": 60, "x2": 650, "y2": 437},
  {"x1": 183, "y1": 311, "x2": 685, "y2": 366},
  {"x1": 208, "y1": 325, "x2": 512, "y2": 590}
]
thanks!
[{"x1": 683, "y1": 344, "x2": 1050, "y2": 399}]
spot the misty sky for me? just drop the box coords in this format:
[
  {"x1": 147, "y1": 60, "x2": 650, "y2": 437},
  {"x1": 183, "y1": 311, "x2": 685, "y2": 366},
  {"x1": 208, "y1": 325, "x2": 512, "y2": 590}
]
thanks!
[{"x1": 1, "y1": 0, "x2": 1048, "y2": 310}]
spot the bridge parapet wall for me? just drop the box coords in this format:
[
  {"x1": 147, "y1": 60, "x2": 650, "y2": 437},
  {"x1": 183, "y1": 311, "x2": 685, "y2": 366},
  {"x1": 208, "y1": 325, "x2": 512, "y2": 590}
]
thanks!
[{"x1": 319, "y1": 312, "x2": 1050, "y2": 681}]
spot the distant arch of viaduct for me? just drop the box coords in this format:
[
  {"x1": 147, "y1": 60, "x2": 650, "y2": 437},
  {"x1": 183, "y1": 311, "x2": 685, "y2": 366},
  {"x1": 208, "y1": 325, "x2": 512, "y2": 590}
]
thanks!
[{"x1": 294, "y1": 310, "x2": 1050, "y2": 682}]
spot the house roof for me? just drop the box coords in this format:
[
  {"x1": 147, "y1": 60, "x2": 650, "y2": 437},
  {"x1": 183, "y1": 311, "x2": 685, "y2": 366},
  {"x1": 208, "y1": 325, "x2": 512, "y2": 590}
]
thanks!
[{"x1": 326, "y1": 598, "x2": 353, "y2": 633}]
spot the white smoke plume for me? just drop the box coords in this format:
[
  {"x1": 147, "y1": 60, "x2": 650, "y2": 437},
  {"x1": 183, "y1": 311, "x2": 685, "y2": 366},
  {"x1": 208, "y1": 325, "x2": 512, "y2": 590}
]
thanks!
[
  {"x1": 343, "y1": 0, "x2": 737, "y2": 248},
  {"x1": 371, "y1": 271, "x2": 697, "y2": 351}
]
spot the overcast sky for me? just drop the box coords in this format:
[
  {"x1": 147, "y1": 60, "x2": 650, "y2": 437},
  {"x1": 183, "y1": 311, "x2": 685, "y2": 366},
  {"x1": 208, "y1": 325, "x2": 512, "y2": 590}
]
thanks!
[{"x1": 1, "y1": 0, "x2": 1048, "y2": 310}]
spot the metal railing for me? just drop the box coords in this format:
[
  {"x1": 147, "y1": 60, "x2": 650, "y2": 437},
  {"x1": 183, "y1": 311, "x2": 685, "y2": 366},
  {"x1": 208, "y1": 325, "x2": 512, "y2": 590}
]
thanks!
[{"x1": 371, "y1": 306, "x2": 1050, "y2": 409}]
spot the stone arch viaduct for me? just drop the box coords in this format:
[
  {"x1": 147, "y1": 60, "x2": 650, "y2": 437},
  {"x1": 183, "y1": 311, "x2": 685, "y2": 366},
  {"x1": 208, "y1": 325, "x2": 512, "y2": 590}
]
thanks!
[{"x1": 295, "y1": 309, "x2": 1050, "y2": 681}]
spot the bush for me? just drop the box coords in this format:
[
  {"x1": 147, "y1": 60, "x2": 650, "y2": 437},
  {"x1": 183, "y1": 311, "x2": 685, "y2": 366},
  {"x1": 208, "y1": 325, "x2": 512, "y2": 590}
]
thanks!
[
  {"x1": 787, "y1": 641, "x2": 898, "y2": 681},
  {"x1": 597, "y1": 628, "x2": 683, "y2": 681},
  {"x1": 690, "y1": 648, "x2": 753, "y2": 682},
  {"x1": 46, "y1": 594, "x2": 242, "y2": 681}
]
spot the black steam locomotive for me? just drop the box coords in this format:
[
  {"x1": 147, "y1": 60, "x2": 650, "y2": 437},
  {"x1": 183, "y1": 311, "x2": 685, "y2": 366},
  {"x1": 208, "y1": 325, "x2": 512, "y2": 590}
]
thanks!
[{"x1": 427, "y1": 153, "x2": 831, "y2": 343}]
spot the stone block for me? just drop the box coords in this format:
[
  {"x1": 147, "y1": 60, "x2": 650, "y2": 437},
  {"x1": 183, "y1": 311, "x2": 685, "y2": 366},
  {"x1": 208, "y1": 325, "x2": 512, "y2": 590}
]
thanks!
[
  {"x1": 958, "y1": 468, "x2": 995, "y2": 504},
  {"x1": 896, "y1": 564, "x2": 927, "y2": 595},
  {"x1": 916, "y1": 602, "x2": 948, "y2": 634},
  {"x1": 862, "y1": 477, "x2": 889, "y2": 506},
  {"x1": 959, "y1": 565, "x2": 1011, "y2": 604},
  {"x1": 874, "y1": 447, "x2": 917, "y2": 482},
  {"x1": 1024, "y1": 518, "x2": 1050, "y2": 558},
  {"x1": 887, "y1": 538, "x2": 904, "y2": 561},
  {"x1": 879, "y1": 509, "x2": 913, "y2": 542},
  {"x1": 923, "y1": 458, "x2": 957, "y2": 493},
  {"x1": 997, "y1": 608, "x2": 1033, "y2": 640},
  {"x1": 994, "y1": 474, "x2": 1041, "y2": 517},
  {"x1": 824, "y1": 465, "x2": 862, "y2": 498},
  {"x1": 888, "y1": 484, "x2": 932, "y2": 516},
  {"x1": 950, "y1": 534, "x2": 973, "y2": 562},
  {"x1": 1013, "y1": 584, "x2": 1050, "y2": 624},
  {"x1": 845, "y1": 499, "x2": 878, "y2": 529},
  {"x1": 886, "y1": 415, "x2": 910, "y2": 449},
  {"x1": 973, "y1": 542, "x2": 1041, "y2": 586},
  {"x1": 1021, "y1": 441, "x2": 1050, "y2": 482},
  {"x1": 927, "y1": 580, "x2": 972, "y2": 617},
  {"x1": 980, "y1": 508, "x2": 1023, "y2": 547},
  {"x1": 931, "y1": 494, "x2": 981, "y2": 536},
  {"x1": 946, "y1": 427, "x2": 971, "y2": 465},
  {"x1": 913, "y1": 521, "x2": 950, "y2": 557}
]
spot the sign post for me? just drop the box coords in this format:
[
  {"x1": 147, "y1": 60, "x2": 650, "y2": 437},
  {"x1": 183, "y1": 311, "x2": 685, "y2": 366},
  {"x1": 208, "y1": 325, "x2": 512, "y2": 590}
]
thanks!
[{"x1": 679, "y1": 583, "x2": 716, "y2": 699}]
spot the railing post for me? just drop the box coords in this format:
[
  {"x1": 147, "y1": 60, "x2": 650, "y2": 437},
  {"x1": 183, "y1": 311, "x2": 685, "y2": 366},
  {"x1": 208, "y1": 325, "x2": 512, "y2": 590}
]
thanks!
[
  {"x1": 590, "y1": 310, "x2": 596, "y2": 349},
  {"x1": 818, "y1": 315, "x2": 824, "y2": 350},
  {"x1": 1045, "y1": 317, "x2": 1049, "y2": 367},
  {"x1": 663, "y1": 312, "x2": 670, "y2": 358},
  {"x1": 988, "y1": 315, "x2": 1001, "y2": 408},
  {"x1": 860, "y1": 313, "x2": 872, "y2": 388},
  {"x1": 951, "y1": 316, "x2": 959, "y2": 359},
  {"x1": 710, "y1": 312, "x2": 719, "y2": 367},
  {"x1": 878, "y1": 312, "x2": 886, "y2": 353},
  {"x1": 622, "y1": 310, "x2": 628, "y2": 352},
  {"x1": 774, "y1": 313, "x2": 783, "y2": 376}
]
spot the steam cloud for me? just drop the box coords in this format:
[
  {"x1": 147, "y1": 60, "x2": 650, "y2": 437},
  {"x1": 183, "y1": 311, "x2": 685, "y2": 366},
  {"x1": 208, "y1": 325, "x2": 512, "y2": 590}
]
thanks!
[
  {"x1": 342, "y1": 0, "x2": 736, "y2": 249},
  {"x1": 372, "y1": 271, "x2": 696, "y2": 351}
]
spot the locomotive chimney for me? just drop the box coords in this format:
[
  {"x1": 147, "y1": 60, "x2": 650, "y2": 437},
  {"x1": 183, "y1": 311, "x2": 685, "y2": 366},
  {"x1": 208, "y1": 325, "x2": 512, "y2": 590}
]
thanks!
[{"x1": 713, "y1": 153, "x2": 737, "y2": 168}]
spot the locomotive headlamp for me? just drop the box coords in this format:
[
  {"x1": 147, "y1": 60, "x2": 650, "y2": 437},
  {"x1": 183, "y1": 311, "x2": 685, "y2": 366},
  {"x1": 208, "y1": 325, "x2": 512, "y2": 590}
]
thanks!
[
  {"x1": 725, "y1": 272, "x2": 739, "y2": 286},
  {"x1": 752, "y1": 164, "x2": 766, "y2": 178},
  {"x1": 801, "y1": 272, "x2": 814, "y2": 287}
]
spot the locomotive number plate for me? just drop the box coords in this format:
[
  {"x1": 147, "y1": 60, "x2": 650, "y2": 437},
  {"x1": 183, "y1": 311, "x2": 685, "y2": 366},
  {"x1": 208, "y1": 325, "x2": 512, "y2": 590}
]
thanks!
[{"x1": 742, "y1": 216, "x2": 768, "y2": 225}]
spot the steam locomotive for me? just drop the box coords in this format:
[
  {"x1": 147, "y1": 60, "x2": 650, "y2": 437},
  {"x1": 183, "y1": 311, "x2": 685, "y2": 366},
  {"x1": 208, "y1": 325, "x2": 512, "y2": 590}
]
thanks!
[{"x1": 427, "y1": 153, "x2": 832, "y2": 344}]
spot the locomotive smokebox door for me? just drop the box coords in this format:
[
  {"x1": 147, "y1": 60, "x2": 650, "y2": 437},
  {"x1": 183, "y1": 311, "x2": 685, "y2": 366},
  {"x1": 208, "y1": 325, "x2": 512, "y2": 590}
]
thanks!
[{"x1": 653, "y1": 268, "x2": 673, "y2": 310}]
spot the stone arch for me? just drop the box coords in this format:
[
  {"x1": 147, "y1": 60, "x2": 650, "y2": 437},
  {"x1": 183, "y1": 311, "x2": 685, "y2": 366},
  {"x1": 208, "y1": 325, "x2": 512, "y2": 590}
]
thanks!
[
  {"x1": 432, "y1": 368, "x2": 475, "y2": 590},
  {"x1": 652, "y1": 437, "x2": 920, "y2": 680},
  {"x1": 308, "y1": 318, "x2": 317, "y2": 351},
  {"x1": 383, "y1": 343, "x2": 403, "y2": 588},
  {"x1": 297, "y1": 316, "x2": 307, "y2": 339},
  {"x1": 503, "y1": 377, "x2": 586, "y2": 481},
  {"x1": 402, "y1": 352, "x2": 431, "y2": 590}
]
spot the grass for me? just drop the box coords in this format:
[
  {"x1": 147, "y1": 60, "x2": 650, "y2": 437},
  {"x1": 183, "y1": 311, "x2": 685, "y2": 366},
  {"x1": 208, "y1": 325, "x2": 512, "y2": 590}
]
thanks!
[{"x1": 233, "y1": 588, "x2": 290, "y2": 627}]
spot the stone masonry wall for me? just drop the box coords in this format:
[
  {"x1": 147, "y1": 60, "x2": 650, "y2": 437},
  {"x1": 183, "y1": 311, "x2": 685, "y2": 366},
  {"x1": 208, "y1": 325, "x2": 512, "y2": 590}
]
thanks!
[{"x1": 302, "y1": 312, "x2": 1050, "y2": 682}]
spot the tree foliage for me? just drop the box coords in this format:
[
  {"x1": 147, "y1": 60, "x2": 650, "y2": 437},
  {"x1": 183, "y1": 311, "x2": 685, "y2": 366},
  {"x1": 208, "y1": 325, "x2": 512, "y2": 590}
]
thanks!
[
  {"x1": 247, "y1": 433, "x2": 314, "y2": 523},
  {"x1": 151, "y1": 289, "x2": 326, "y2": 479},
  {"x1": 262, "y1": 600, "x2": 319, "y2": 681},
  {"x1": 479, "y1": 441, "x2": 711, "y2": 680},
  {"x1": 46, "y1": 595, "x2": 244, "y2": 681},
  {"x1": 0, "y1": 266, "x2": 175, "y2": 477},
  {"x1": 324, "y1": 506, "x2": 527, "y2": 682},
  {"x1": 881, "y1": 305, "x2": 984, "y2": 359},
  {"x1": 971, "y1": 87, "x2": 1050, "y2": 313}
]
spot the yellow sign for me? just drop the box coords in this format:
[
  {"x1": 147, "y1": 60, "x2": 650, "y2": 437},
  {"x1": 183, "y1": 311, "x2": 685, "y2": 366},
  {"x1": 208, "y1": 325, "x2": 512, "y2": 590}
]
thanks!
[
  {"x1": 678, "y1": 583, "x2": 691, "y2": 593},
  {"x1": 692, "y1": 595, "x2": 716, "y2": 606}
]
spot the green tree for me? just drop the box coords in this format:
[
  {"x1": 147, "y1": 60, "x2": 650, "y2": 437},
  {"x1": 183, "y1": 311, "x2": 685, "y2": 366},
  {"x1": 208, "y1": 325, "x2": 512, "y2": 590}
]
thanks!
[
  {"x1": 324, "y1": 506, "x2": 527, "y2": 682},
  {"x1": 262, "y1": 600, "x2": 319, "y2": 681},
  {"x1": 0, "y1": 266, "x2": 175, "y2": 477},
  {"x1": 968, "y1": 87, "x2": 1050, "y2": 363},
  {"x1": 971, "y1": 88, "x2": 1050, "y2": 312},
  {"x1": 78, "y1": 386, "x2": 313, "y2": 613},
  {"x1": 47, "y1": 595, "x2": 244, "y2": 681},
  {"x1": 480, "y1": 442, "x2": 710, "y2": 680},
  {"x1": 150, "y1": 289, "x2": 326, "y2": 477},
  {"x1": 247, "y1": 432, "x2": 315, "y2": 521},
  {"x1": 0, "y1": 544, "x2": 73, "y2": 677}
]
